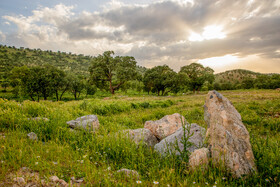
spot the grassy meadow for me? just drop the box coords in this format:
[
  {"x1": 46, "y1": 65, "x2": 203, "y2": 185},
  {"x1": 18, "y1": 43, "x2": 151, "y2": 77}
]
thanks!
[{"x1": 0, "y1": 90, "x2": 279, "y2": 186}]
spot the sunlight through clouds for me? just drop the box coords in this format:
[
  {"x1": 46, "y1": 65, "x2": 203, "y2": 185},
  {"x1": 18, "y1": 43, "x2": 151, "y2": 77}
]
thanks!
[{"x1": 188, "y1": 25, "x2": 226, "y2": 42}]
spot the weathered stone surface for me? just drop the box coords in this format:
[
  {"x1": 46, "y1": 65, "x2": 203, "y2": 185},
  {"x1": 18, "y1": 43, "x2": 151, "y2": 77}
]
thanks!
[
  {"x1": 154, "y1": 123, "x2": 205, "y2": 156},
  {"x1": 13, "y1": 177, "x2": 25, "y2": 185},
  {"x1": 204, "y1": 90, "x2": 257, "y2": 178},
  {"x1": 27, "y1": 132, "x2": 38, "y2": 141},
  {"x1": 125, "y1": 128, "x2": 158, "y2": 147},
  {"x1": 144, "y1": 113, "x2": 186, "y2": 140},
  {"x1": 49, "y1": 176, "x2": 59, "y2": 183},
  {"x1": 189, "y1": 148, "x2": 210, "y2": 170},
  {"x1": 67, "y1": 115, "x2": 99, "y2": 131},
  {"x1": 117, "y1": 169, "x2": 139, "y2": 178}
]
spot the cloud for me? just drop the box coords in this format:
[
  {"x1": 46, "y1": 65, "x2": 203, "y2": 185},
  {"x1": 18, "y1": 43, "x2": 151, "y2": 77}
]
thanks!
[
  {"x1": 0, "y1": 30, "x2": 6, "y2": 42},
  {"x1": 2, "y1": 0, "x2": 280, "y2": 73}
]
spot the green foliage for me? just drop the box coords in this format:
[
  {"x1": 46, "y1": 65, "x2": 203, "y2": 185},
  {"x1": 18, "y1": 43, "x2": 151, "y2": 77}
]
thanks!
[
  {"x1": 143, "y1": 65, "x2": 183, "y2": 96},
  {"x1": 89, "y1": 51, "x2": 138, "y2": 95},
  {"x1": 0, "y1": 90, "x2": 280, "y2": 186},
  {"x1": 180, "y1": 63, "x2": 214, "y2": 93},
  {"x1": 8, "y1": 65, "x2": 69, "y2": 101}
]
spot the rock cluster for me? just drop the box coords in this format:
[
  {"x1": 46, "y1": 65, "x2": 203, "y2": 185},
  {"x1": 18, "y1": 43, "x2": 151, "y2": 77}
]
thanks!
[
  {"x1": 144, "y1": 113, "x2": 186, "y2": 140},
  {"x1": 154, "y1": 123, "x2": 205, "y2": 156}
]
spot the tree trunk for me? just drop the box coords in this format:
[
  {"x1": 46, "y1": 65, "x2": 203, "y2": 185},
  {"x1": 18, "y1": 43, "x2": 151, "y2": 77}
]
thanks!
[
  {"x1": 193, "y1": 88, "x2": 196, "y2": 94},
  {"x1": 56, "y1": 90, "x2": 59, "y2": 101},
  {"x1": 109, "y1": 78, "x2": 114, "y2": 95},
  {"x1": 60, "y1": 88, "x2": 68, "y2": 100},
  {"x1": 157, "y1": 90, "x2": 160, "y2": 96}
]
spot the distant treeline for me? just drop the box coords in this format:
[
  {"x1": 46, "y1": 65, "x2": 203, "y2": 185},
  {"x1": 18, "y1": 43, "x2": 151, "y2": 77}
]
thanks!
[{"x1": 0, "y1": 45, "x2": 279, "y2": 101}]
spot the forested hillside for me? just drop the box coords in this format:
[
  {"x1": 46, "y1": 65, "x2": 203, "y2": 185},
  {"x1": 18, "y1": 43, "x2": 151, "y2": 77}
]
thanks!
[{"x1": 0, "y1": 45, "x2": 94, "y2": 80}]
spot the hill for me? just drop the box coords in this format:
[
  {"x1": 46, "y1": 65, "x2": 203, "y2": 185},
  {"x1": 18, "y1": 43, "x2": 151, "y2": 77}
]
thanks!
[
  {"x1": 0, "y1": 45, "x2": 147, "y2": 80},
  {"x1": 214, "y1": 69, "x2": 261, "y2": 84}
]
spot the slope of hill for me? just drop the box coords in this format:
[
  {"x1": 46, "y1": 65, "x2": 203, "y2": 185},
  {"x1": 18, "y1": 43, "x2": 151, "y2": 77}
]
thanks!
[
  {"x1": 0, "y1": 45, "x2": 148, "y2": 81},
  {"x1": 215, "y1": 69, "x2": 261, "y2": 84},
  {"x1": 0, "y1": 45, "x2": 93, "y2": 79}
]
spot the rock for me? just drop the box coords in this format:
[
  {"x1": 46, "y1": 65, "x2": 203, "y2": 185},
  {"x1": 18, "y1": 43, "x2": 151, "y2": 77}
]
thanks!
[
  {"x1": 49, "y1": 176, "x2": 59, "y2": 183},
  {"x1": 27, "y1": 117, "x2": 49, "y2": 122},
  {"x1": 204, "y1": 90, "x2": 257, "y2": 178},
  {"x1": 124, "y1": 128, "x2": 158, "y2": 147},
  {"x1": 67, "y1": 115, "x2": 99, "y2": 132},
  {"x1": 189, "y1": 148, "x2": 210, "y2": 170},
  {"x1": 154, "y1": 123, "x2": 205, "y2": 156},
  {"x1": 27, "y1": 132, "x2": 38, "y2": 141},
  {"x1": 58, "y1": 179, "x2": 68, "y2": 187},
  {"x1": 117, "y1": 169, "x2": 139, "y2": 178},
  {"x1": 13, "y1": 177, "x2": 25, "y2": 185},
  {"x1": 144, "y1": 113, "x2": 186, "y2": 140},
  {"x1": 71, "y1": 177, "x2": 84, "y2": 183}
]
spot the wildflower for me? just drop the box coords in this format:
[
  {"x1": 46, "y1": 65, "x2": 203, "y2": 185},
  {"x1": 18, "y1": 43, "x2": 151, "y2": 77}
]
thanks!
[
  {"x1": 215, "y1": 181, "x2": 217, "y2": 184},
  {"x1": 153, "y1": 181, "x2": 159, "y2": 184},
  {"x1": 35, "y1": 162, "x2": 38, "y2": 165},
  {"x1": 136, "y1": 181, "x2": 142, "y2": 184},
  {"x1": 222, "y1": 177, "x2": 226, "y2": 180},
  {"x1": 53, "y1": 162, "x2": 58, "y2": 165},
  {"x1": 83, "y1": 155, "x2": 87, "y2": 158},
  {"x1": 90, "y1": 157, "x2": 92, "y2": 159},
  {"x1": 265, "y1": 179, "x2": 269, "y2": 182},
  {"x1": 80, "y1": 160, "x2": 84, "y2": 164},
  {"x1": 1, "y1": 160, "x2": 4, "y2": 163},
  {"x1": 193, "y1": 181, "x2": 196, "y2": 184},
  {"x1": 95, "y1": 162, "x2": 97, "y2": 165},
  {"x1": 107, "y1": 167, "x2": 111, "y2": 170},
  {"x1": 205, "y1": 182, "x2": 208, "y2": 185},
  {"x1": 213, "y1": 186, "x2": 216, "y2": 187},
  {"x1": 36, "y1": 156, "x2": 40, "y2": 158}
]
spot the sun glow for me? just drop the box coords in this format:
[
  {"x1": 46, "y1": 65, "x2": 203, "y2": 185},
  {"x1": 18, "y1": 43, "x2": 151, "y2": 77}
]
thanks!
[
  {"x1": 198, "y1": 54, "x2": 239, "y2": 68},
  {"x1": 188, "y1": 25, "x2": 226, "y2": 41}
]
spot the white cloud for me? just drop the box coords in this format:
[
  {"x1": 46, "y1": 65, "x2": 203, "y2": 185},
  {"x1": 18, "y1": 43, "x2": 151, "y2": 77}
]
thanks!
[
  {"x1": 0, "y1": 31, "x2": 6, "y2": 42},
  {"x1": 1, "y1": 0, "x2": 280, "y2": 73}
]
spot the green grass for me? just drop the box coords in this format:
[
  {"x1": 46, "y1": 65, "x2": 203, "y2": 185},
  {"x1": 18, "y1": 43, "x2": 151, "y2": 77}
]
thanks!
[{"x1": 0, "y1": 90, "x2": 280, "y2": 186}]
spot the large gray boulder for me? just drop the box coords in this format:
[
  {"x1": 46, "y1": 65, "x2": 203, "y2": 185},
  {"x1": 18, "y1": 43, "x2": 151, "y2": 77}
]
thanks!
[
  {"x1": 67, "y1": 115, "x2": 99, "y2": 132},
  {"x1": 204, "y1": 90, "x2": 257, "y2": 178},
  {"x1": 144, "y1": 113, "x2": 186, "y2": 140},
  {"x1": 124, "y1": 128, "x2": 158, "y2": 148},
  {"x1": 154, "y1": 123, "x2": 205, "y2": 156}
]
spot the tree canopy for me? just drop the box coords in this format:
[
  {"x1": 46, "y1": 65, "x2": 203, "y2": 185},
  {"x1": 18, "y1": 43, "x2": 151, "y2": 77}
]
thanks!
[
  {"x1": 143, "y1": 65, "x2": 183, "y2": 96},
  {"x1": 89, "y1": 51, "x2": 138, "y2": 95},
  {"x1": 179, "y1": 63, "x2": 214, "y2": 93}
]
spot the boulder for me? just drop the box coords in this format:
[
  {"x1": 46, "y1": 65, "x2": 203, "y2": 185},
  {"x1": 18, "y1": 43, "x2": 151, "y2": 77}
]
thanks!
[
  {"x1": 144, "y1": 113, "x2": 186, "y2": 140},
  {"x1": 204, "y1": 90, "x2": 257, "y2": 178},
  {"x1": 117, "y1": 169, "x2": 139, "y2": 178},
  {"x1": 154, "y1": 123, "x2": 205, "y2": 156},
  {"x1": 67, "y1": 115, "x2": 99, "y2": 132},
  {"x1": 27, "y1": 132, "x2": 38, "y2": 141},
  {"x1": 124, "y1": 128, "x2": 158, "y2": 148},
  {"x1": 189, "y1": 148, "x2": 210, "y2": 170}
]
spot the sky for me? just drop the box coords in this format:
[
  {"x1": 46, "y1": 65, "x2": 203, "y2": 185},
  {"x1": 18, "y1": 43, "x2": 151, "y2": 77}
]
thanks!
[{"x1": 0, "y1": 0, "x2": 280, "y2": 73}]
